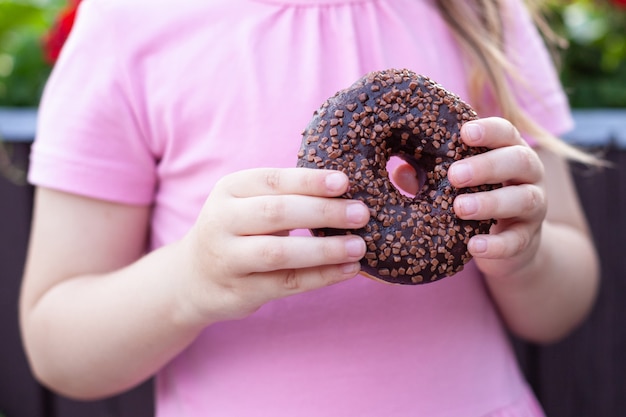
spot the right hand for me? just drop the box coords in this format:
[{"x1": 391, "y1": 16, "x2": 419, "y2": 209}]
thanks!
[{"x1": 178, "y1": 167, "x2": 370, "y2": 324}]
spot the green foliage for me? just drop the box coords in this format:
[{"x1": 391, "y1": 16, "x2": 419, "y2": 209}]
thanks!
[
  {"x1": 0, "y1": 0, "x2": 64, "y2": 107},
  {"x1": 547, "y1": 0, "x2": 626, "y2": 108}
]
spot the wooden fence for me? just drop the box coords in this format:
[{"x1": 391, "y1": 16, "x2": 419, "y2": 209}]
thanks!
[{"x1": 1, "y1": 108, "x2": 624, "y2": 417}]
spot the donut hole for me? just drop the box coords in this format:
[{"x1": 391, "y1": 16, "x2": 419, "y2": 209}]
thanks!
[{"x1": 386, "y1": 155, "x2": 426, "y2": 199}]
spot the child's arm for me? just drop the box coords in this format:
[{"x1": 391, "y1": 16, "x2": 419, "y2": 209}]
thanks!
[
  {"x1": 19, "y1": 168, "x2": 369, "y2": 400},
  {"x1": 448, "y1": 118, "x2": 600, "y2": 344}
]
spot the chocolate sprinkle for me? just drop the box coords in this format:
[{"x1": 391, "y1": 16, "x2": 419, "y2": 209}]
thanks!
[{"x1": 296, "y1": 69, "x2": 500, "y2": 285}]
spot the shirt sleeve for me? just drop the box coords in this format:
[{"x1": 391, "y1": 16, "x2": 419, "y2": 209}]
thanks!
[
  {"x1": 501, "y1": 0, "x2": 574, "y2": 141},
  {"x1": 28, "y1": 0, "x2": 157, "y2": 205}
]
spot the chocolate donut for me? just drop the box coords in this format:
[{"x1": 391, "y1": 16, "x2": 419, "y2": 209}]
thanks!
[{"x1": 296, "y1": 69, "x2": 499, "y2": 285}]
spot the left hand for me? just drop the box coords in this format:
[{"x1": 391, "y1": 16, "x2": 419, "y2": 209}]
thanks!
[{"x1": 392, "y1": 117, "x2": 547, "y2": 279}]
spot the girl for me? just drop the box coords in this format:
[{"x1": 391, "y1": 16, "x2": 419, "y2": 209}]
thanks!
[{"x1": 20, "y1": 0, "x2": 599, "y2": 415}]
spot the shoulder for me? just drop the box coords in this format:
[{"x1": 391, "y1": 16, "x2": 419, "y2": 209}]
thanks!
[
  {"x1": 499, "y1": 0, "x2": 543, "y2": 49},
  {"x1": 499, "y1": 0, "x2": 574, "y2": 137}
]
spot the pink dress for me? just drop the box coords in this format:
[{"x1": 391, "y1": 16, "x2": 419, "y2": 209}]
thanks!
[{"x1": 29, "y1": 0, "x2": 573, "y2": 415}]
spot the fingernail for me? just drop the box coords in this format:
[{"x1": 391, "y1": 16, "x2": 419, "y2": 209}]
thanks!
[
  {"x1": 464, "y1": 123, "x2": 483, "y2": 143},
  {"x1": 341, "y1": 262, "x2": 361, "y2": 275},
  {"x1": 457, "y1": 195, "x2": 478, "y2": 215},
  {"x1": 345, "y1": 237, "x2": 365, "y2": 257},
  {"x1": 326, "y1": 172, "x2": 347, "y2": 192},
  {"x1": 346, "y1": 202, "x2": 369, "y2": 224},
  {"x1": 450, "y1": 163, "x2": 472, "y2": 185},
  {"x1": 470, "y1": 237, "x2": 488, "y2": 254}
]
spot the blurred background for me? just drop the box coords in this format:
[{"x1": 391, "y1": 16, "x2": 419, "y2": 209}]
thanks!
[
  {"x1": 1, "y1": 1, "x2": 625, "y2": 417},
  {"x1": 545, "y1": 0, "x2": 626, "y2": 108},
  {"x1": 0, "y1": 0, "x2": 72, "y2": 109}
]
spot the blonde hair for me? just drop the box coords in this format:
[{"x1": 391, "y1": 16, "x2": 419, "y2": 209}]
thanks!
[{"x1": 435, "y1": 0, "x2": 600, "y2": 165}]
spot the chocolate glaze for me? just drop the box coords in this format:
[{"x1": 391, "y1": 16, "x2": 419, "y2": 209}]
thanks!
[{"x1": 296, "y1": 69, "x2": 499, "y2": 285}]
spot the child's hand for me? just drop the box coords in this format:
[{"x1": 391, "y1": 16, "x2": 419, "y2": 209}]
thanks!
[
  {"x1": 392, "y1": 117, "x2": 546, "y2": 280},
  {"x1": 447, "y1": 118, "x2": 546, "y2": 279},
  {"x1": 179, "y1": 168, "x2": 370, "y2": 324}
]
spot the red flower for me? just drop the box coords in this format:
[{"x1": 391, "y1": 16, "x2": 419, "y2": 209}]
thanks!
[
  {"x1": 613, "y1": 0, "x2": 626, "y2": 8},
  {"x1": 42, "y1": 0, "x2": 82, "y2": 64}
]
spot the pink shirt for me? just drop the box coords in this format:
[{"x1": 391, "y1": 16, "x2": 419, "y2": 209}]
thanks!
[{"x1": 30, "y1": 0, "x2": 572, "y2": 415}]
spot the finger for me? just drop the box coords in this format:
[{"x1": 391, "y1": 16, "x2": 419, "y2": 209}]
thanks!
[
  {"x1": 226, "y1": 194, "x2": 370, "y2": 235},
  {"x1": 460, "y1": 117, "x2": 527, "y2": 149},
  {"x1": 390, "y1": 163, "x2": 419, "y2": 196},
  {"x1": 236, "y1": 261, "x2": 362, "y2": 309},
  {"x1": 261, "y1": 262, "x2": 363, "y2": 294},
  {"x1": 467, "y1": 223, "x2": 536, "y2": 260},
  {"x1": 212, "y1": 261, "x2": 362, "y2": 318},
  {"x1": 454, "y1": 184, "x2": 546, "y2": 221},
  {"x1": 227, "y1": 235, "x2": 366, "y2": 275},
  {"x1": 448, "y1": 145, "x2": 544, "y2": 188},
  {"x1": 217, "y1": 168, "x2": 351, "y2": 198}
]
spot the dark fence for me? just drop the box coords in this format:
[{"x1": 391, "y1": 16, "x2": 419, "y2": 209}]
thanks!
[{"x1": 1, "y1": 108, "x2": 625, "y2": 417}]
